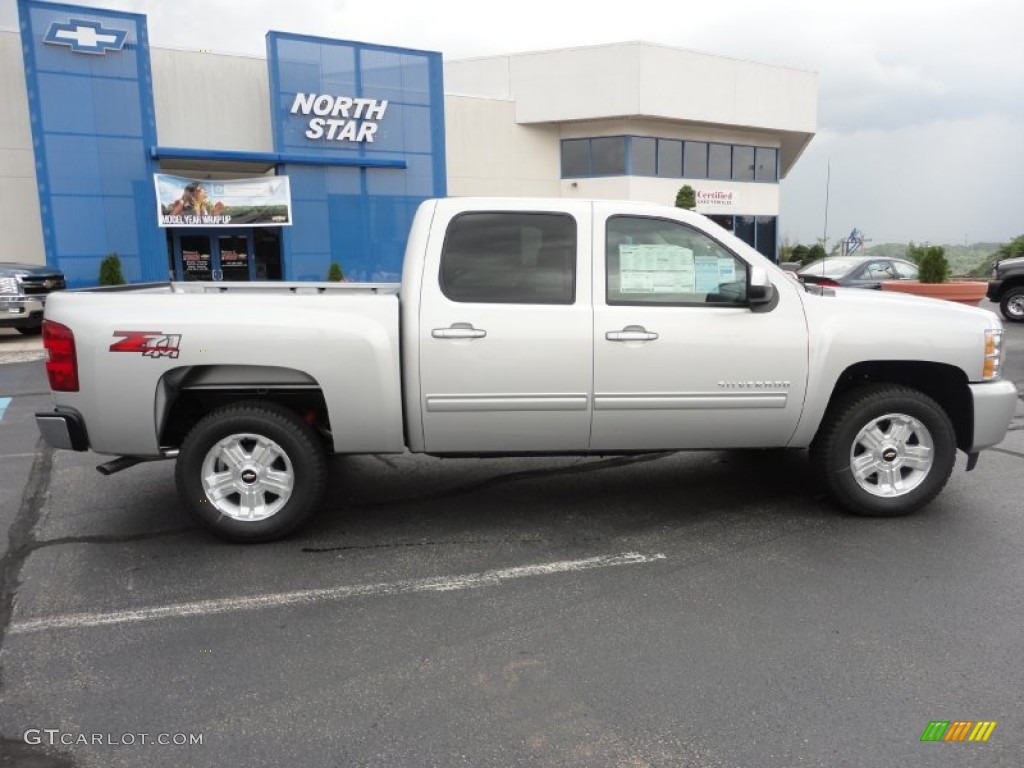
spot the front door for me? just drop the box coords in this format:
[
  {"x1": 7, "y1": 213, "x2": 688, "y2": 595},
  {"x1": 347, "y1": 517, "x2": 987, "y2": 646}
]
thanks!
[
  {"x1": 172, "y1": 231, "x2": 255, "y2": 281},
  {"x1": 590, "y1": 206, "x2": 808, "y2": 450},
  {"x1": 417, "y1": 207, "x2": 594, "y2": 453}
]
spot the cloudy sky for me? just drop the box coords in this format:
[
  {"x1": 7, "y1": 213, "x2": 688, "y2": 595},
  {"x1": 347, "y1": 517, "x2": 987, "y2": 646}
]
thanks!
[{"x1": 3, "y1": 0, "x2": 1022, "y2": 247}]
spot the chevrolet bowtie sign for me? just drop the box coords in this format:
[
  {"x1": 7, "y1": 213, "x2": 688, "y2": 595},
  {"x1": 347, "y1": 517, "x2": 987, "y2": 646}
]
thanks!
[{"x1": 44, "y1": 19, "x2": 127, "y2": 55}]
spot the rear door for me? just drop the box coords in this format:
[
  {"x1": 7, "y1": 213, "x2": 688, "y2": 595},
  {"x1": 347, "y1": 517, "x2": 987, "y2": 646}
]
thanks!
[
  {"x1": 417, "y1": 202, "x2": 594, "y2": 453},
  {"x1": 590, "y1": 204, "x2": 809, "y2": 450}
]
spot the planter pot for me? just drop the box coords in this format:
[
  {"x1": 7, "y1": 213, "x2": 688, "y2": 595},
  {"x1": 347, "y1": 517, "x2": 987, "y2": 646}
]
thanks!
[{"x1": 880, "y1": 280, "x2": 987, "y2": 307}]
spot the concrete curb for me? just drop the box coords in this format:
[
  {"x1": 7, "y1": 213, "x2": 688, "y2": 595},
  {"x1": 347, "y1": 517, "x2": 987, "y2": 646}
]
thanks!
[{"x1": 0, "y1": 329, "x2": 44, "y2": 364}]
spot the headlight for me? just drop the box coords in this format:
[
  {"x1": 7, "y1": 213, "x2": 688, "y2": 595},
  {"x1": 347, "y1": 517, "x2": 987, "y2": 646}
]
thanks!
[
  {"x1": 0, "y1": 276, "x2": 19, "y2": 295},
  {"x1": 983, "y1": 329, "x2": 1003, "y2": 381}
]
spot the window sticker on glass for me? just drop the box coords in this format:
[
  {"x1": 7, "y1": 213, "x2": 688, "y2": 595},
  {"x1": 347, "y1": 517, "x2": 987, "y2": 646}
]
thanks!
[
  {"x1": 619, "y1": 244, "x2": 695, "y2": 293},
  {"x1": 718, "y1": 258, "x2": 737, "y2": 283},
  {"x1": 694, "y1": 256, "x2": 720, "y2": 292}
]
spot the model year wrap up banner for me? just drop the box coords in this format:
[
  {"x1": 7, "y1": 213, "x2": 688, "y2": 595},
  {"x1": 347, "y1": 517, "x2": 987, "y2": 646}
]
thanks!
[{"x1": 155, "y1": 175, "x2": 292, "y2": 228}]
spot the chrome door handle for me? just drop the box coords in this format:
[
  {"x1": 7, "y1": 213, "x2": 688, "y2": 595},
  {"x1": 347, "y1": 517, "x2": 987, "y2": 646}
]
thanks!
[
  {"x1": 606, "y1": 325, "x2": 659, "y2": 342},
  {"x1": 432, "y1": 323, "x2": 487, "y2": 340}
]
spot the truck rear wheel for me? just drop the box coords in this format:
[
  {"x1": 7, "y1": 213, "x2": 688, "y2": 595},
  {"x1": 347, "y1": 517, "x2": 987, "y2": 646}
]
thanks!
[
  {"x1": 999, "y1": 286, "x2": 1024, "y2": 322},
  {"x1": 811, "y1": 385, "x2": 956, "y2": 517},
  {"x1": 175, "y1": 401, "x2": 327, "y2": 542}
]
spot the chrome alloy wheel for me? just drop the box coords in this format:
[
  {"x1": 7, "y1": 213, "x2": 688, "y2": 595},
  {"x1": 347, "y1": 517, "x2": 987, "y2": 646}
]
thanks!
[
  {"x1": 1006, "y1": 293, "x2": 1024, "y2": 319},
  {"x1": 849, "y1": 413, "x2": 934, "y2": 498},
  {"x1": 200, "y1": 432, "x2": 295, "y2": 521}
]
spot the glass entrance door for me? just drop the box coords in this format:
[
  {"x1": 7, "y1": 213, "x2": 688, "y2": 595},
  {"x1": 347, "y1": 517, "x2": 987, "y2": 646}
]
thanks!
[
  {"x1": 217, "y1": 235, "x2": 251, "y2": 282},
  {"x1": 178, "y1": 234, "x2": 214, "y2": 281},
  {"x1": 172, "y1": 231, "x2": 255, "y2": 281}
]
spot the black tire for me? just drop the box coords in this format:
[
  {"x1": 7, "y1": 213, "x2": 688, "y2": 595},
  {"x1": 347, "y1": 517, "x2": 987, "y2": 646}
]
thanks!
[
  {"x1": 15, "y1": 325, "x2": 42, "y2": 335},
  {"x1": 811, "y1": 385, "x2": 956, "y2": 517},
  {"x1": 999, "y1": 286, "x2": 1024, "y2": 323},
  {"x1": 175, "y1": 401, "x2": 327, "y2": 542}
]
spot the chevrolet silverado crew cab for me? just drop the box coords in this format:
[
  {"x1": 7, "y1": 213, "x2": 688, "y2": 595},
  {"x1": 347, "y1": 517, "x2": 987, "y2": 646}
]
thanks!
[
  {"x1": 35, "y1": 198, "x2": 1017, "y2": 542},
  {"x1": 1, "y1": 261, "x2": 66, "y2": 334}
]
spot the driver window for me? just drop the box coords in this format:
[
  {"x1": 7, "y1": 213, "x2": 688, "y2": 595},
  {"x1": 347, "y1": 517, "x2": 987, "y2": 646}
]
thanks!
[
  {"x1": 606, "y1": 215, "x2": 748, "y2": 305},
  {"x1": 863, "y1": 262, "x2": 895, "y2": 279}
]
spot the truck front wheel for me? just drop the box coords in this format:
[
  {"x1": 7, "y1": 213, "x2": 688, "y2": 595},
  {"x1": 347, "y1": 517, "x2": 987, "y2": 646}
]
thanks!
[
  {"x1": 999, "y1": 286, "x2": 1024, "y2": 323},
  {"x1": 812, "y1": 385, "x2": 956, "y2": 517},
  {"x1": 175, "y1": 401, "x2": 327, "y2": 542}
]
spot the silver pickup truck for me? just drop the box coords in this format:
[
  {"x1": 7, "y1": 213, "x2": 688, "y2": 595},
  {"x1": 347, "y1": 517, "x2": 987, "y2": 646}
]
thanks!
[{"x1": 35, "y1": 198, "x2": 1017, "y2": 541}]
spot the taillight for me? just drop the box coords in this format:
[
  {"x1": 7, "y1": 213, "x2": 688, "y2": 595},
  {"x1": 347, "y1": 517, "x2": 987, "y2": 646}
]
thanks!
[
  {"x1": 817, "y1": 278, "x2": 841, "y2": 288},
  {"x1": 42, "y1": 320, "x2": 79, "y2": 392}
]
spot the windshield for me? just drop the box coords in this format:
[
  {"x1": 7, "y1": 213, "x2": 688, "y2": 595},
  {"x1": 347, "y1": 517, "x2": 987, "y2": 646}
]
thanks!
[{"x1": 799, "y1": 258, "x2": 859, "y2": 278}]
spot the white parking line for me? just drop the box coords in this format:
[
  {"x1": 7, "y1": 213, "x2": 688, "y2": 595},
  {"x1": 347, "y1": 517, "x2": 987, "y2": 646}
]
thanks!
[{"x1": 9, "y1": 551, "x2": 667, "y2": 635}]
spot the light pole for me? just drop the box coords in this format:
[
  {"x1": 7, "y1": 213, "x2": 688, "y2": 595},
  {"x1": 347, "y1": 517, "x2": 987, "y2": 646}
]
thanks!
[{"x1": 822, "y1": 158, "x2": 831, "y2": 250}]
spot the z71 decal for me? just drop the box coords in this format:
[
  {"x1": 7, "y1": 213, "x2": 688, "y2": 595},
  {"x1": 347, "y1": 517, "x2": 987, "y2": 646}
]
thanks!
[{"x1": 110, "y1": 331, "x2": 182, "y2": 359}]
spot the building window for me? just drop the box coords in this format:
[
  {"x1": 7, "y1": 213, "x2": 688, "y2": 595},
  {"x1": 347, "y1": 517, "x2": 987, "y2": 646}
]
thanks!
[
  {"x1": 632, "y1": 137, "x2": 657, "y2": 176},
  {"x1": 561, "y1": 139, "x2": 590, "y2": 177},
  {"x1": 755, "y1": 216, "x2": 777, "y2": 260},
  {"x1": 755, "y1": 147, "x2": 778, "y2": 182},
  {"x1": 657, "y1": 139, "x2": 683, "y2": 177},
  {"x1": 591, "y1": 137, "x2": 627, "y2": 175},
  {"x1": 707, "y1": 215, "x2": 733, "y2": 232},
  {"x1": 440, "y1": 212, "x2": 577, "y2": 304},
  {"x1": 734, "y1": 215, "x2": 755, "y2": 248},
  {"x1": 683, "y1": 141, "x2": 708, "y2": 179},
  {"x1": 732, "y1": 146, "x2": 755, "y2": 181},
  {"x1": 560, "y1": 137, "x2": 779, "y2": 184},
  {"x1": 708, "y1": 143, "x2": 732, "y2": 180}
]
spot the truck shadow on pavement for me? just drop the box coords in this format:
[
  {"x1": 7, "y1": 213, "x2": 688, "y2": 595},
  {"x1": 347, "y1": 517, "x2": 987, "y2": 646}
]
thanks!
[{"x1": 301, "y1": 448, "x2": 831, "y2": 550}]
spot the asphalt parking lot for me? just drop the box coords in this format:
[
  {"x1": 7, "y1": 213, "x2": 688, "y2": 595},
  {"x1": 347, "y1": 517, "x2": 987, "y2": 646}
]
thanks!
[{"x1": 1, "y1": 305, "x2": 1022, "y2": 768}]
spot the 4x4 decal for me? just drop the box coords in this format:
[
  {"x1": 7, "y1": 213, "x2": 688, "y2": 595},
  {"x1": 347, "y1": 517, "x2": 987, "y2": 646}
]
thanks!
[{"x1": 110, "y1": 331, "x2": 182, "y2": 359}]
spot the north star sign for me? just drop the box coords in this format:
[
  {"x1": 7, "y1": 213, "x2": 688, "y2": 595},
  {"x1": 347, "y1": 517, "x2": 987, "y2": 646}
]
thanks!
[
  {"x1": 43, "y1": 19, "x2": 127, "y2": 54},
  {"x1": 289, "y1": 93, "x2": 389, "y2": 143}
]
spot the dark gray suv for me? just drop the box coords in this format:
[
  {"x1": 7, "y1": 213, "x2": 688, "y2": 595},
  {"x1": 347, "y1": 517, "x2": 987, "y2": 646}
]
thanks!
[
  {"x1": 987, "y1": 256, "x2": 1024, "y2": 322},
  {"x1": 0, "y1": 261, "x2": 66, "y2": 335}
]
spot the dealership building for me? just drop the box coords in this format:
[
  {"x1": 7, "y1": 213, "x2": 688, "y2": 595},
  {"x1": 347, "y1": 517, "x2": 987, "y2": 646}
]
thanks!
[{"x1": 2, "y1": 0, "x2": 817, "y2": 287}]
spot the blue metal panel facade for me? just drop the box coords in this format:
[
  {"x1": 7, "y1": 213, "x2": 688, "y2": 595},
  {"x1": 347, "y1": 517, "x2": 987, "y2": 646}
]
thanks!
[
  {"x1": 18, "y1": 0, "x2": 163, "y2": 287},
  {"x1": 267, "y1": 32, "x2": 446, "y2": 281},
  {"x1": 17, "y1": 3, "x2": 447, "y2": 286}
]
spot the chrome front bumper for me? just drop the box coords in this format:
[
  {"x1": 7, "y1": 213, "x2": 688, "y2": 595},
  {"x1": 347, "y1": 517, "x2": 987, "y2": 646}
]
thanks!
[
  {"x1": 0, "y1": 295, "x2": 46, "y2": 326},
  {"x1": 969, "y1": 379, "x2": 1019, "y2": 452}
]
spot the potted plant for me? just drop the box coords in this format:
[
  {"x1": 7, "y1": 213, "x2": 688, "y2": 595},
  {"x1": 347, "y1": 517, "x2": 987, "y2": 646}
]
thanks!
[{"x1": 880, "y1": 244, "x2": 987, "y2": 307}]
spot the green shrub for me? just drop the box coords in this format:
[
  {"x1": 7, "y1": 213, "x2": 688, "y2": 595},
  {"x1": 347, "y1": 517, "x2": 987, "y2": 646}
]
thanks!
[
  {"x1": 675, "y1": 185, "x2": 696, "y2": 210},
  {"x1": 791, "y1": 244, "x2": 810, "y2": 265},
  {"x1": 327, "y1": 262, "x2": 345, "y2": 282},
  {"x1": 804, "y1": 243, "x2": 827, "y2": 266},
  {"x1": 917, "y1": 247, "x2": 950, "y2": 284},
  {"x1": 98, "y1": 253, "x2": 126, "y2": 286}
]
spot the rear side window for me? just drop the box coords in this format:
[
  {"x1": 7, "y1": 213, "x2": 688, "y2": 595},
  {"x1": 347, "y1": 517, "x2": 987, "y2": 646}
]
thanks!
[{"x1": 440, "y1": 212, "x2": 577, "y2": 304}]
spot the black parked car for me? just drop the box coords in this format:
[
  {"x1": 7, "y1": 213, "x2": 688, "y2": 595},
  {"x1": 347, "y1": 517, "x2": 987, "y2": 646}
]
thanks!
[
  {"x1": 0, "y1": 261, "x2": 66, "y2": 335},
  {"x1": 987, "y1": 256, "x2": 1024, "y2": 322},
  {"x1": 798, "y1": 256, "x2": 920, "y2": 289}
]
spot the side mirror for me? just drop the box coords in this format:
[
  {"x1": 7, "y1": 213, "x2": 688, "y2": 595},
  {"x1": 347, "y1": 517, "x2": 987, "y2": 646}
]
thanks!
[{"x1": 748, "y1": 266, "x2": 776, "y2": 306}]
